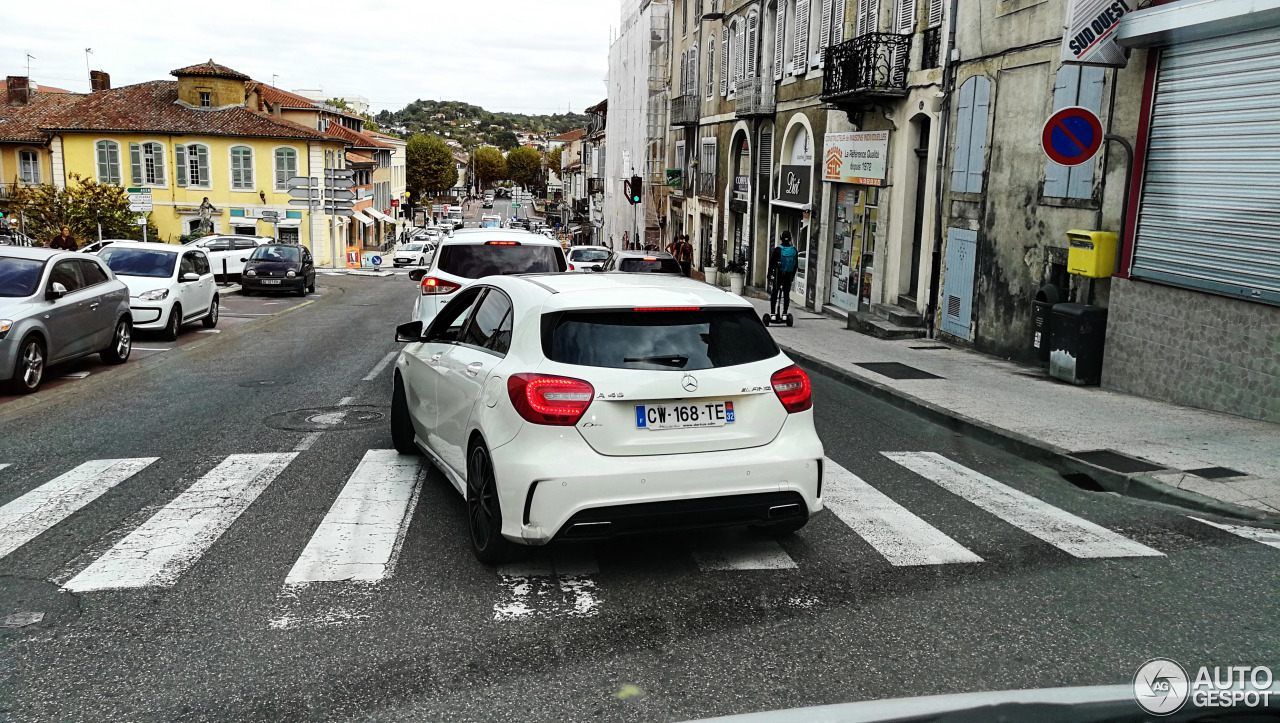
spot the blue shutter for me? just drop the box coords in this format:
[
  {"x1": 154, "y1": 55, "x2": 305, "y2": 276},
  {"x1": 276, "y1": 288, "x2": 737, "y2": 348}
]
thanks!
[
  {"x1": 1067, "y1": 66, "x2": 1106, "y2": 199},
  {"x1": 964, "y1": 76, "x2": 990, "y2": 193},
  {"x1": 1042, "y1": 65, "x2": 1078, "y2": 198},
  {"x1": 940, "y1": 228, "x2": 978, "y2": 340},
  {"x1": 950, "y1": 77, "x2": 975, "y2": 192}
]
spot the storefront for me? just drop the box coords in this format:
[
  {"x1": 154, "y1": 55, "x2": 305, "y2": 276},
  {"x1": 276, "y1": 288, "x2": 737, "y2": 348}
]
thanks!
[
  {"x1": 822, "y1": 131, "x2": 890, "y2": 314},
  {"x1": 770, "y1": 122, "x2": 814, "y2": 309}
]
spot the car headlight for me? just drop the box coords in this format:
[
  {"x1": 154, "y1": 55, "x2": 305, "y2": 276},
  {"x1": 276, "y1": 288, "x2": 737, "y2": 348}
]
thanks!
[
  {"x1": 245, "y1": 268, "x2": 257, "y2": 277},
  {"x1": 138, "y1": 288, "x2": 169, "y2": 302},
  {"x1": 286, "y1": 270, "x2": 297, "y2": 278},
  {"x1": 0, "y1": 319, "x2": 12, "y2": 340}
]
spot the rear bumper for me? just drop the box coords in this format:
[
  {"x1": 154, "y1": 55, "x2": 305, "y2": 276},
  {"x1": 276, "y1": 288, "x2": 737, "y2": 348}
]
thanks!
[
  {"x1": 489, "y1": 412, "x2": 824, "y2": 544},
  {"x1": 242, "y1": 277, "x2": 304, "y2": 292}
]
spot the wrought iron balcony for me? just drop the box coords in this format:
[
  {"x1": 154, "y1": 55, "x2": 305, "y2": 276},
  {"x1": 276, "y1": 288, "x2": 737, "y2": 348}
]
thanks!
[
  {"x1": 735, "y1": 76, "x2": 776, "y2": 118},
  {"x1": 670, "y1": 94, "x2": 701, "y2": 127},
  {"x1": 821, "y1": 33, "x2": 912, "y2": 105},
  {"x1": 697, "y1": 0, "x2": 724, "y2": 20},
  {"x1": 922, "y1": 26, "x2": 942, "y2": 70}
]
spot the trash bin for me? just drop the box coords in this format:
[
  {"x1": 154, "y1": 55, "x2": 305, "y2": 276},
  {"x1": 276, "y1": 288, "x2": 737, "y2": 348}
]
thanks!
[
  {"x1": 1031, "y1": 284, "x2": 1060, "y2": 363},
  {"x1": 1049, "y1": 303, "x2": 1108, "y2": 386}
]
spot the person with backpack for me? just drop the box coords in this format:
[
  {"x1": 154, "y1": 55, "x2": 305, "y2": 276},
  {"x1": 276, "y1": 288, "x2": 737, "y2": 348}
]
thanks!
[{"x1": 767, "y1": 230, "x2": 799, "y2": 318}]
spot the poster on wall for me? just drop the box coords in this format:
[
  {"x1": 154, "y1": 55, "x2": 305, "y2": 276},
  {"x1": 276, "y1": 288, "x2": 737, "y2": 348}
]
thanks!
[{"x1": 822, "y1": 131, "x2": 890, "y2": 187}]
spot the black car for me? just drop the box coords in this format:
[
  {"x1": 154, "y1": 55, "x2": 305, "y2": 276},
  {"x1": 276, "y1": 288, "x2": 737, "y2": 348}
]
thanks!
[
  {"x1": 595, "y1": 250, "x2": 684, "y2": 274},
  {"x1": 240, "y1": 244, "x2": 316, "y2": 296}
]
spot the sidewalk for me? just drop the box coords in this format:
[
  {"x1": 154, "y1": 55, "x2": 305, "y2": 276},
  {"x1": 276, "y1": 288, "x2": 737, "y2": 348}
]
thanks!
[{"x1": 744, "y1": 297, "x2": 1280, "y2": 522}]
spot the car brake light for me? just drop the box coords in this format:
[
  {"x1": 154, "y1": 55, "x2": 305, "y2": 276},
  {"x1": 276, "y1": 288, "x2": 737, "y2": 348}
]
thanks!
[
  {"x1": 643, "y1": 257, "x2": 657, "y2": 261},
  {"x1": 487, "y1": 240, "x2": 519, "y2": 245},
  {"x1": 568, "y1": 263, "x2": 575, "y2": 271},
  {"x1": 771, "y1": 365, "x2": 812, "y2": 413},
  {"x1": 633, "y1": 307, "x2": 701, "y2": 312},
  {"x1": 420, "y1": 277, "x2": 461, "y2": 295},
  {"x1": 507, "y1": 373, "x2": 594, "y2": 426}
]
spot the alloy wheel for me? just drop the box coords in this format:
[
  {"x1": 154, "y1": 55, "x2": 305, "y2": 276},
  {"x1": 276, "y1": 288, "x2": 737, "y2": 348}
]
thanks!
[
  {"x1": 20, "y1": 340, "x2": 44, "y2": 389},
  {"x1": 467, "y1": 446, "x2": 499, "y2": 552},
  {"x1": 115, "y1": 321, "x2": 131, "y2": 358}
]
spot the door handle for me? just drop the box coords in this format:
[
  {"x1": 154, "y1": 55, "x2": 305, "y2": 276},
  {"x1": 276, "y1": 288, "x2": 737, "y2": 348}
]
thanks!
[
  {"x1": 89, "y1": 302, "x2": 100, "y2": 309},
  {"x1": 466, "y1": 361, "x2": 484, "y2": 376}
]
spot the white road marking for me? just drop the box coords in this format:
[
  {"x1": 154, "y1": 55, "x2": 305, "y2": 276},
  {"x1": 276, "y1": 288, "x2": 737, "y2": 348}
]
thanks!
[
  {"x1": 883, "y1": 452, "x2": 1163, "y2": 559},
  {"x1": 132, "y1": 347, "x2": 170, "y2": 352},
  {"x1": 63, "y1": 453, "x2": 296, "y2": 592},
  {"x1": 337, "y1": 396, "x2": 356, "y2": 406},
  {"x1": 362, "y1": 352, "x2": 399, "y2": 382},
  {"x1": 0, "y1": 463, "x2": 10, "y2": 472},
  {"x1": 1191, "y1": 517, "x2": 1280, "y2": 551},
  {"x1": 0, "y1": 458, "x2": 158, "y2": 561},
  {"x1": 689, "y1": 528, "x2": 798, "y2": 570},
  {"x1": 293, "y1": 432, "x2": 324, "y2": 452},
  {"x1": 823, "y1": 457, "x2": 982, "y2": 566},
  {"x1": 59, "y1": 372, "x2": 91, "y2": 379},
  {"x1": 284, "y1": 450, "x2": 423, "y2": 584},
  {"x1": 198, "y1": 329, "x2": 222, "y2": 334},
  {"x1": 494, "y1": 548, "x2": 600, "y2": 620}
]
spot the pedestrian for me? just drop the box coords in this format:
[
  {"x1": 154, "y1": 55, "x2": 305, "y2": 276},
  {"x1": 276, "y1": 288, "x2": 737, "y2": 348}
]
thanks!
[
  {"x1": 668, "y1": 234, "x2": 693, "y2": 277},
  {"x1": 767, "y1": 230, "x2": 799, "y2": 317},
  {"x1": 49, "y1": 226, "x2": 78, "y2": 251}
]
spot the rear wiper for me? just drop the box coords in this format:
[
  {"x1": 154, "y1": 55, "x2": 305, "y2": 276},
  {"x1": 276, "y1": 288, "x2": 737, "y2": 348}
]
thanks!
[{"x1": 623, "y1": 355, "x2": 689, "y2": 368}]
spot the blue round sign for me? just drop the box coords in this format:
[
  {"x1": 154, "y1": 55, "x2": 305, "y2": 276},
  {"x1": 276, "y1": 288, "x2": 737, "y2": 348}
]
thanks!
[
  {"x1": 371, "y1": 255, "x2": 382, "y2": 266},
  {"x1": 1041, "y1": 106, "x2": 1103, "y2": 166}
]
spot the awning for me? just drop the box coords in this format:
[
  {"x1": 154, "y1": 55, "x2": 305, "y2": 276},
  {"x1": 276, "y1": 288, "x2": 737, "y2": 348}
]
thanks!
[
  {"x1": 274, "y1": 218, "x2": 301, "y2": 227},
  {"x1": 770, "y1": 199, "x2": 811, "y2": 212},
  {"x1": 366, "y1": 208, "x2": 393, "y2": 223},
  {"x1": 351, "y1": 210, "x2": 374, "y2": 226},
  {"x1": 1117, "y1": 0, "x2": 1280, "y2": 48}
]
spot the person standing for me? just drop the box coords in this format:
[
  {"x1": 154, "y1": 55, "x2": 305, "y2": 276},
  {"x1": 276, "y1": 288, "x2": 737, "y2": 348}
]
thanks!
[
  {"x1": 49, "y1": 226, "x2": 78, "y2": 251},
  {"x1": 667, "y1": 234, "x2": 693, "y2": 277},
  {"x1": 767, "y1": 230, "x2": 798, "y2": 316}
]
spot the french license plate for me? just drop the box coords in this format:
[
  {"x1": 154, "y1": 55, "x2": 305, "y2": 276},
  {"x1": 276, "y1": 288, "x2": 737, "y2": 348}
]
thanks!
[
  {"x1": 636, "y1": 401, "x2": 734, "y2": 430},
  {"x1": 261, "y1": 279, "x2": 281, "y2": 285}
]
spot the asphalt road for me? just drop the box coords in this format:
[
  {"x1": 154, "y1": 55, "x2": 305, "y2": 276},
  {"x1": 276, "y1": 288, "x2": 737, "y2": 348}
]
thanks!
[{"x1": 1, "y1": 273, "x2": 1277, "y2": 722}]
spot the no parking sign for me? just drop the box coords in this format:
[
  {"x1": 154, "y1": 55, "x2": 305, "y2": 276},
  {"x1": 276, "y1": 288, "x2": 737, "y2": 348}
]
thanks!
[{"x1": 1042, "y1": 106, "x2": 1104, "y2": 166}]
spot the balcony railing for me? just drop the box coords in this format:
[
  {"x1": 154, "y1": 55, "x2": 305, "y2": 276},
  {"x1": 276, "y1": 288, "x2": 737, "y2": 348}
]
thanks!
[
  {"x1": 697, "y1": 0, "x2": 724, "y2": 20},
  {"x1": 698, "y1": 172, "x2": 717, "y2": 198},
  {"x1": 821, "y1": 33, "x2": 912, "y2": 104},
  {"x1": 735, "y1": 76, "x2": 776, "y2": 118},
  {"x1": 0, "y1": 183, "x2": 14, "y2": 201},
  {"x1": 670, "y1": 94, "x2": 701, "y2": 127},
  {"x1": 922, "y1": 26, "x2": 942, "y2": 70}
]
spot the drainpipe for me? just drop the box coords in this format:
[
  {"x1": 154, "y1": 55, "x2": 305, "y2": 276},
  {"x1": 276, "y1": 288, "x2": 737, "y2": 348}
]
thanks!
[{"x1": 926, "y1": 0, "x2": 961, "y2": 337}]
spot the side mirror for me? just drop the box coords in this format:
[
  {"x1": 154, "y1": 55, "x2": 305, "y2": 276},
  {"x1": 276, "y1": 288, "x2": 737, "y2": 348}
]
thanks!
[
  {"x1": 46, "y1": 282, "x2": 68, "y2": 300},
  {"x1": 395, "y1": 321, "x2": 424, "y2": 343},
  {"x1": 407, "y1": 268, "x2": 427, "y2": 281},
  {"x1": 239, "y1": 257, "x2": 248, "y2": 262},
  {"x1": 181, "y1": 272, "x2": 200, "y2": 282}
]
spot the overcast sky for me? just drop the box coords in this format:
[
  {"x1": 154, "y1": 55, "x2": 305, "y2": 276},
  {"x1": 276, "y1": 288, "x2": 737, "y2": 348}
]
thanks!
[{"x1": 6, "y1": 0, "x2": 616, "y2": 115}]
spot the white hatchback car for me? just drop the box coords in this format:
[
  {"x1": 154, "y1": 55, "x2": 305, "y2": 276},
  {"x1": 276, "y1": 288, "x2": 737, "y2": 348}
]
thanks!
[
  {"x1": 390, "y1": 273, "x2": 823, "y2": 563},
  {"x1": 393, "y1": 242, "x2": 435, "y2": 267},
  {"x1": 97, "y1": 242, "x2": 218, "y2": 340},
  {"x1": 566, "y1": 245, "x2": 611, "y2": 272},
  {"x1": 409, "y1": 230, "x2": 566, "y2": 326},
  {"x1": 188, "y1": 235, "x2": 273, "y2": 278}
]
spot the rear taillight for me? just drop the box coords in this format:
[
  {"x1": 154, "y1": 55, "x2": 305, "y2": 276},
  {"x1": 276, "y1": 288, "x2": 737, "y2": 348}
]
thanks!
[
  {"x1": 420, "y1": 277, "x2": 461, "y2": 295},
  {"x1": 507, "y1": 374, "x2": 594, "y2": 425},
  {"x1": 569, "y1": 263, "x2": 576, "y2": 271},
  {"x1": 771, "y1": 365, "x2": 812, "y2": 413}
]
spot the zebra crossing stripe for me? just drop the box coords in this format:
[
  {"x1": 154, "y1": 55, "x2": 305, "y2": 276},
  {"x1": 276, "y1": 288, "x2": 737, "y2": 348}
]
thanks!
[
  {"x1": 883, "y1": 452, "x2": 1163, "y2": 559},
  {"x1": 0, "y1": 463, "x2": 10, "y2": 472},
  {"x1": 1191, "y1": 517, "x2": 1280, "y2": 551},
  {"x1": 690, "y1": 528, "x2": 798, "y2": 570},
  {"x1": 284, "y1": 450, "x2": 423, "y2": 585},
  {"x1": 0, "y1": 458, "x2": 158, "y2": 562},
  {"x1": 63, "y1": 453, "x2": 296, "y2": 592},
  {"x1": 823, "y1": 457, "x2": 983, "y2": 566}
]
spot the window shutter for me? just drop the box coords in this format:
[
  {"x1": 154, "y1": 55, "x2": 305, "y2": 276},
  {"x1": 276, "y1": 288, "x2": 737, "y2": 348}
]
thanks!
[
  {"x1": 897, "y1": 0, "x2": 915, "y2": 34},
  {"x1": 758, "y1": 130, "x2": 773, "y2": 187},
  {"x1": 176, "y1": 144, "x2": 187, "y2": 186},
  {"x1": 774, "y1": 2, "x2": 786, "y2": 80},
  {"x1": 821, "y1": 0, "x2": 833, "y2": 49},
  {"x1": 964, "y1": 76, "x2": 991, "y2": 193},
  {"x1": 950, "y1": 77, "x2": 975, "y2": 192},
  {"x1": 856, "y1": 0, "x2": 873, "y2": 36},
  {"x1": 129, "y1": 143, "x2": 142, "y2": 186},
  {"x1": 721, "y1": 27, "x2": 730, "y2": 95},
  {"x1": 690, "y1": 47, "x2": 699, "y2": 96},
  {"x1": 151, "y1": 144, "x2": 166, "y2": 186},
  {"x1": 928, "y1": 0, "x2": 943, "y2": 26},
  {"x1": 733, "y1": 22, "x2": 745, "y2": 90},
  {"x1": 794, "y1": 0, "x2": 811, "y2": 73},
  {"x1": 680, "y1": 52, "x2": 688, "y2": 96},
  {"x1": 832, "y1": 0, "x2": 846, "y2": 44},
  {"x1": 707, "y1": 40, "x2": 716, "y2": 97},
  {"x1": 1067, "y1": 66, "x2": 1106, "y2": 199},
  {"x1": 196, "y1": 145, "x2": 210, "y2": 187},
  {"x1": 1043, "y1": 65, "x2": 1079, "y2": 198},
  {"x1": 746, "y1": 14, "x2": 759, "y2": 78}
]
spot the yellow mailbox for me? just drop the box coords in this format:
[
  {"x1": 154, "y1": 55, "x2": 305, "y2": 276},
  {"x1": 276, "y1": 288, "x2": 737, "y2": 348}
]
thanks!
[{"x1": 1066, "y1": 230, "x2": 1118, "y2": 278}]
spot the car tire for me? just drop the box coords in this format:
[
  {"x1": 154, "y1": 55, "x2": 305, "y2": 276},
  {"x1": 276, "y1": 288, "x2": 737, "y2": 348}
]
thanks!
[
  {"x1": 390, "y1": 376, "x2": 418, "y2": 455},
  {"x1": 296, "y1": 284, "x2": 307, "y2": 297},
  {"x1": 9, "y1": 335, "x2": 46, "y2": 395},
  {"x1": 202, "y1": 296, "x2": 219, "y2": 328},
  {"x1": 466, "y1": 441, "x2": 518, "y2": 565},
  {"x1": 307, "y1": 279, "x2": 316, "y2": 293},
  {"x1": 161, "y1": 303, "x2": 182, "y2": 341},
  {"x1": 100, "y1": 318, "x2": 132, "y2": 365}
]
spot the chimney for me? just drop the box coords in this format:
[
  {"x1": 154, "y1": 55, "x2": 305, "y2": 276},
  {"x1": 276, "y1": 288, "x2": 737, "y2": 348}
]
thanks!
[
  {"x1": 272, "y1": 101, "x2": 282, "y2": 118},
  {"x1": 6, "y1": 76, "x2": 30, "y2": 106},
  {"x1": 89, "y1": 70, "x2": 111, "y2": 92}
]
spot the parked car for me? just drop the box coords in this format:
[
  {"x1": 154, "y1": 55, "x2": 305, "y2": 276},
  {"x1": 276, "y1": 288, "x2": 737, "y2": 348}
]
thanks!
[
  {"x1": 393, "y1": 242, "x2": 435, "y2": 267},
  {"x1": 188, "y1": 234, "x2": 273, "y2": 278},
  {"x1": 78, "y1": 239, "x2": 137, "y2": 255},
  {"x1": 240, "y1": 244, "x2": 316, "y2": 297},
  {"x1": 389, "y1": 273, "x2": 822, "y2": 562},
  {"x1": 566, "y1": 245, "x2": 611, "y2": 272},
  {"x1": 0, "y1": 247, "x2": 133, "y2": 393},
  {"x1": 408, "y1": 230, "x2": 566, "y2": 326},
  {"x1": 596, "y1": 250, "x2": 683, "y2": 274},
  {"x1": 98, "y1": 242, "x2": 218, "y2": 340}
]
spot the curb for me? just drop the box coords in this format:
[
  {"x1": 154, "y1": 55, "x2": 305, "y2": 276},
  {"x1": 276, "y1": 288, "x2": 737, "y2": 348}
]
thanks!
[{"x1": 782, "y1": 345, "x2": 1280, "y2": 527}]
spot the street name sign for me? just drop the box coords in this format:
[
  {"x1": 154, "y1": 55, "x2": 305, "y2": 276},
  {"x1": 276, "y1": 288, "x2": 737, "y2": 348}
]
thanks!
[
  {"x1": 1042, "y1": 106, "x2": 1104, "y2": 166},
  {"x1": 126, "y1": 187, "x2": 153, "y2": 212}
]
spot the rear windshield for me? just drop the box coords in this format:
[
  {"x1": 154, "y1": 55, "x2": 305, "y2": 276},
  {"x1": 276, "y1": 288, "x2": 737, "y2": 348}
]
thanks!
[
  {"x1": 100, "y1": 248, "x2": 178, "y2": 278},
  {"x1": 0, "y1": 257, "x2": 46, "y2": 298},
  {"x1": 570, "y1": 249, "x2": 610, "y2": 263},
  {"x1": 437, "y1": 244, "x2": 565, "y2": 278},
  {"x1": 545, "y1": 309, "x2": 779, "y2": 370},
  {"x1": 619, "y1": 257, "x2": 682, "y2": 273}
]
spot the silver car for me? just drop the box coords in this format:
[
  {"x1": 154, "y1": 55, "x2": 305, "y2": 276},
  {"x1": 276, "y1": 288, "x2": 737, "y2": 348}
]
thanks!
[{"x1": 0, "y1": 247, "x2": 132, "y2": 394}]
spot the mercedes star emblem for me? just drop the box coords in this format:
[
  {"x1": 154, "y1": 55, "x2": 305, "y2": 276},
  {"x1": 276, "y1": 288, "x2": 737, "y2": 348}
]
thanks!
[{"x1": 682, "y1": 374, "x2": 698, "y2": 392}]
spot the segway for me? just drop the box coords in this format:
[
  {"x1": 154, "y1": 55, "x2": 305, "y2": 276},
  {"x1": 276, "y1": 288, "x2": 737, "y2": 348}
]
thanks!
[{"x1": 762, "y1": 273, "x2": 795, "y2": 327}]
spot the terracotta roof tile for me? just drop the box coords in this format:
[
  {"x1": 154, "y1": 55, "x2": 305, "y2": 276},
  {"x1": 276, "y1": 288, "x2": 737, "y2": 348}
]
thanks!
[
  {"x1": 325, "y1": 122, "x2": 394, "y2": 149},
  {"x1": 346, "y1": 151, "x2": 374, "y2": 165},
  {"x1": 0, "y1": 89, "x2": 88, "y2": 143},
  {"x1": 170, "y1": 60, "x2": 250, "y2": 80},
  {"x1": 247, "y1": 81, "x2": 320, "y2": 110},
  {"x1": 551, "y1": 128, "x2": 585, "y2": 142}
]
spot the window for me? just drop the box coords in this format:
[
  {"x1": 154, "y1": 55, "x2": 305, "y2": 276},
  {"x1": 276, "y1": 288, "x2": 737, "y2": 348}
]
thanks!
[
  {"x1": 545, "y1": 309, "x2": 780, "y2": 371},
  {"x1": 77, "y1": 260, "x2": 109, "y2": 287},
  {"x1": 426, "y1": 288, "x2": 484, "y2": 343},
  {"x1": 856, "y1": 0, "x2": 879, "y2": 36},
  {"x1": 700, "y1": 138, "x2": 718, "y2": 194},
  {"x1": 747, "y1": 12, "x2": 760, "y2": 77},
  {"x1": 461, "y1": 289, "x2": 514, "y2": 355},
  {"x1": 175, "y1": 143, "x2": 210, "y2": 188},
  {"x1": 793, "y1": 0, "x2": 812, "y2": 73},
  {"x1": 950, "y1": 75, "x2": 992, "y2": 194},
  {"x1": 180, "y1": 253, "x2": 198, "y2": 278},
  {"x1": 275, "y1": 148, "x2": 298, "y2": 190},
  {"x1": 233, "y1": 238, "x2": 259, "y2": 250},
  {"x1": 192, "y1": 252, "x2": 211, "y2": 276},
  {"x1": 1044, "y1": 64, "x2": 1105, "y2": 199},
  {"x1": 48, "y1": 261, "x2": 85, "y2": 292},
  {"x1": 18, "y1": 150, "x2": 39, "y2": 184},
  {"x1": 129, "y1": 142, "x2": 166, "y2": 186},
  {"x1": 199, "y1": 91, "x2": 211, "y2": 107},
  {"x1": 95, "y1": 140, "x2": 122, "y2": 185},
  {"x1": 732, "y1": 19, "x2": 746, "y2": 92},
  {"x1": 0, "y1": 257, "x2": 46, "y2": 298},
  {"x1": 688, "y1": 46, "x2": 699, "y2": 97},
  {"x1": 706, "y1": 38, "x2": 716, "y2": 98},
  {"x1": 230, "y1": 146, "x2": 254, "y2": 190},
  {"x1": 234, "y1": 225, "x2": 258, "y2": 235}
]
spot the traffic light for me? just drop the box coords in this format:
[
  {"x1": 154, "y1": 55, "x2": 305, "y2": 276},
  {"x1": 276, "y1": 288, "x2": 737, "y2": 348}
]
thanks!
[{"x1": 629, "y1": 175, "x2": 643, "y2": 204}]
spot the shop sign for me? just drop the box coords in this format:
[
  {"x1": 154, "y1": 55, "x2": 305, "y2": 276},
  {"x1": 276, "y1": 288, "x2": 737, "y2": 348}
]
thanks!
[
  {"x1": 776, "y1": 165, "x2": 811, "y2": 205},
  {"x1": 734, "y1": 175, "x2": 750, "y2": 192},
  {"x1": 822, "y1": 131, "x2": 890, "y2": 186},
  {"x1": 1061, "y1": 0, "x2": 1131, "y2": 67}
]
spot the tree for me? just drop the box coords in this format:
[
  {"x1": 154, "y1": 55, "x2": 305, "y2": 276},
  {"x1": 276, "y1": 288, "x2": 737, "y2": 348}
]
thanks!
[
  {"x1": 544, "y1": 147, "x2": 563, "y2": 175},
  {"x1": 491, "y1": 129, "x2": 519, "y2": 151},
  {"x1": 472, "y1": 147, "x2": 507, "y2": 189},
  {"x1": 406, "y1": 133, "x2": 458, "y2": 200},
  {"x1": 9, "y1": 174, "x2": 160, "y2": 245},
  {"x1": 505, "y1": 146, "x2": 542, "y2": 188}
]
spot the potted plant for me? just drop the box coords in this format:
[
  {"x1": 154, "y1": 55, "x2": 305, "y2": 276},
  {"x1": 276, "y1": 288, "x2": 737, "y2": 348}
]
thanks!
[
  {"x1": 703, "y1": 256, "x2": 719, "y2": 285},
  {"x1": 724, "y1": 257, "x2": 747, "y2": 295}
]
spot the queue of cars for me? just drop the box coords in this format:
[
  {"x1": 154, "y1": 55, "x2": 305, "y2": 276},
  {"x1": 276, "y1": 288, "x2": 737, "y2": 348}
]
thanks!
[{"x1": 390, "y1": 226, "x2": 823, "y2": 564}]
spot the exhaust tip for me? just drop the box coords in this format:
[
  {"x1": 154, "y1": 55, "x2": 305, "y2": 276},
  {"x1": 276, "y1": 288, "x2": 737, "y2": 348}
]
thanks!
[
  {"x1": 767, "y1": 503, "x2": 802, "y2": 519},
  {"x1": 566, "y1": 521, "x2": 611, "y2": 537}
]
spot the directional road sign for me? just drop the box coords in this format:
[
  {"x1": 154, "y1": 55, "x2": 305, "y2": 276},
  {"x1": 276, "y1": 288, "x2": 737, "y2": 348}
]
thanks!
[
  {"x1": 330, "y1": 208, "x2": 355, "y2": 217},
  {"x1": 288, "y1": 199, "x2": 318, "y2": 207},
  {"x1": 288, "y1": 187, "x2": 321, "y2": 199},
  {"x1": 1042, "y1": 106, "x2": 1104, "y2": 167},
  {"x1": 327, "y1": 189, "x2": 356, "y2": 201},
  {"x1": 326, "y1": 179, "x2": 355, "y2": 190},
  {"x1": 128, "y1": 204, "x2": 149, "y2": 213},
  {"x1": 324, "y1": 169, "x2": 355, "y2": 180},
  {"x1": 261, "y1": 211, "x2": 279, "y2": 221}
]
